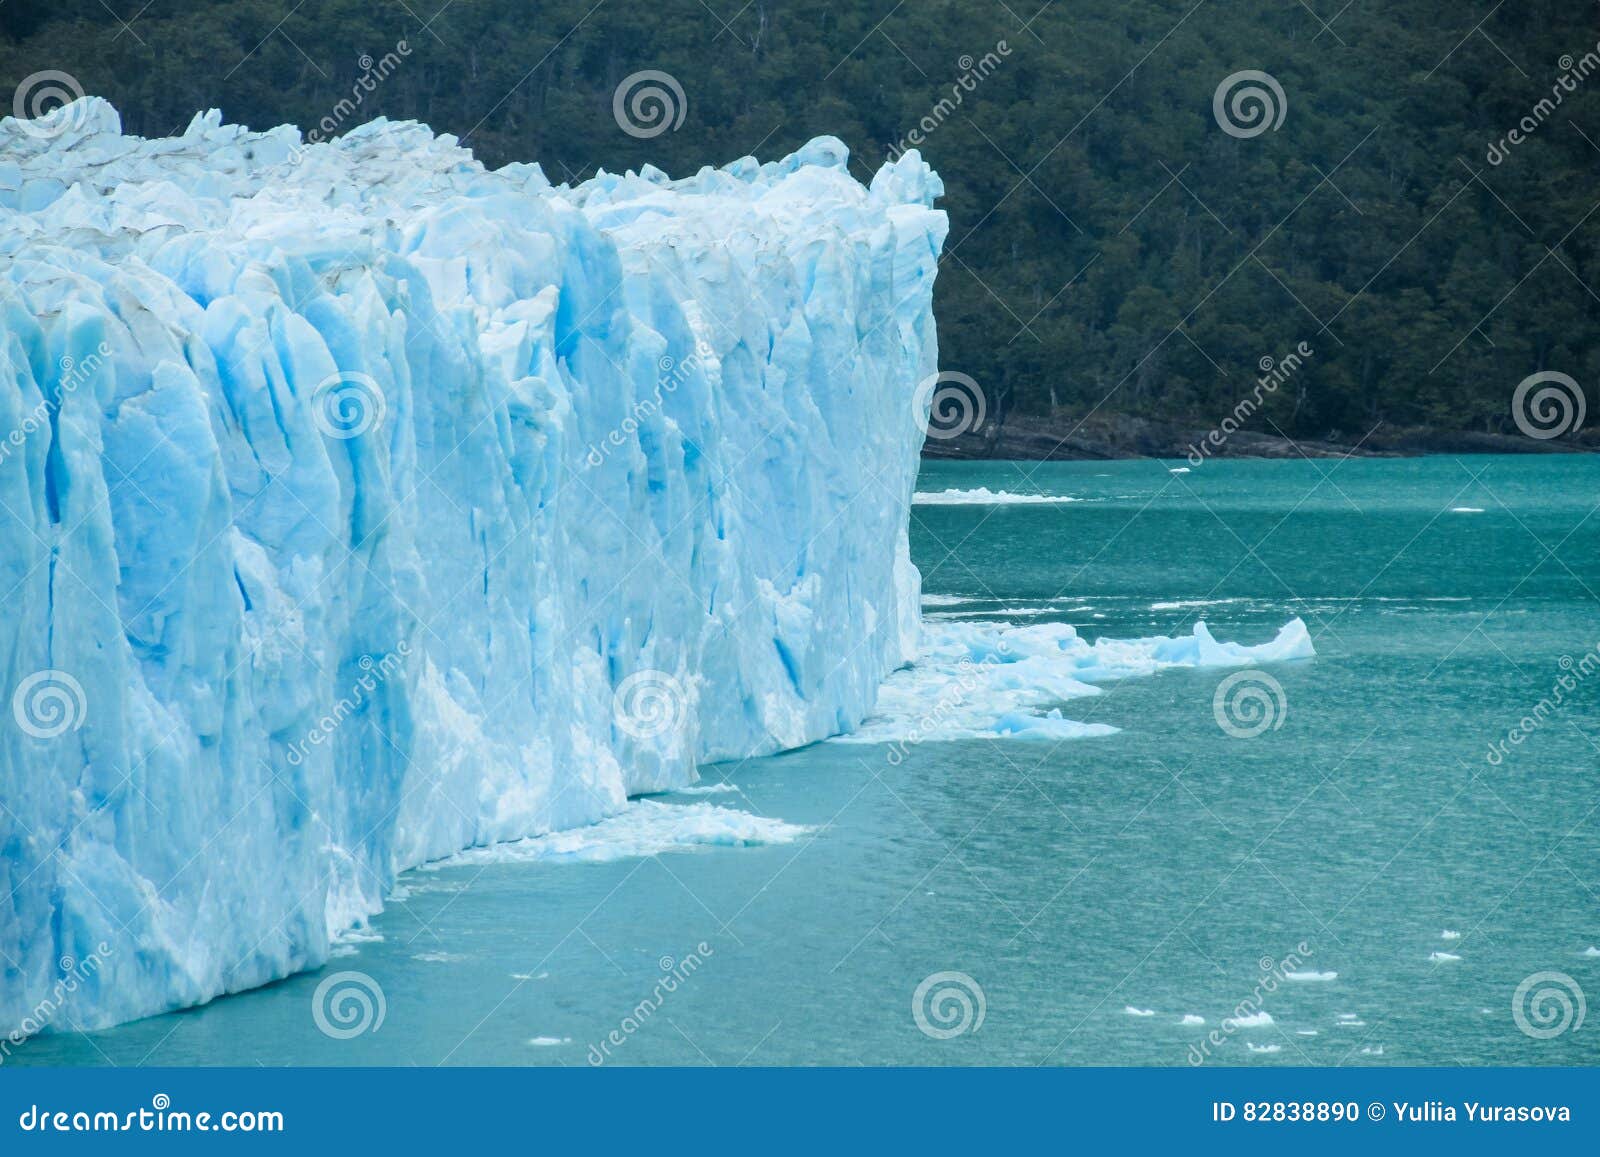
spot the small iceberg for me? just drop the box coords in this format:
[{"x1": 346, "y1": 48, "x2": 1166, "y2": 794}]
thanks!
[
  {"x1": 1125, "y1": 1006, "x2": 1156, "y2": 1017},
  {"x1": 1179, "y1": 1014, "x2": 1205, "y2": 1026},
  {"x1": 1246, "y1": 1042, "x2": 1282, "y2": 1054},
  {"x1": 1227, "y1": 1011, "x2": 1274, "y2": 1029},
  {"x1": 913, "y1": 487, "x2": 1080, "y2": 506},
  {"x1": 1440, "y1": 930, "x2": 1461, "y2": 940},
  {"x1": 1283, "y1": 970, "x2": 1338, "y2": 982},
  {"x1": 1429, "y1": 951, "x2": 1461, "y2": 963}
]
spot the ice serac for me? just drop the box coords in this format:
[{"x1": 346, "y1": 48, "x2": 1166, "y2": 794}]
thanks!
[{"x1": 0, "y1": 100, "x2": 947, "y2": 1029}]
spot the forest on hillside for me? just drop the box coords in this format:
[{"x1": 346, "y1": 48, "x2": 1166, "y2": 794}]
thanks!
[{"x1": 3, "y1": 0, "x2": 1597, "y2": 448}]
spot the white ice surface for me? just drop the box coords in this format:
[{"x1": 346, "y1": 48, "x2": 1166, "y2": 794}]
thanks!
[{"x1": 0, "y1": 100, "x2": 942, "y2": 1029}]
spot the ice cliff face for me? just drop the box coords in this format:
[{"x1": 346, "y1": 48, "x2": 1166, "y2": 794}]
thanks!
[{"x1": 0, "y1": 100, "x2": 946, "y2": 1030}]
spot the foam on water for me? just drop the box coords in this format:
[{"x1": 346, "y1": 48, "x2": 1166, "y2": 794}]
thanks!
[
  {"x1": 912, "y1": 487, "x2": 1082, "y2": 505},
  {"x1": 423, "y1": 800, "x2": 811, "y2": 868},
  {"x1": 837, "y1": 617, "x2": 1314, "y2": 746}
]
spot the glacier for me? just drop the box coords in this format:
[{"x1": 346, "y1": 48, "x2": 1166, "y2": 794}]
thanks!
[
  {"x1": 0, "y1": 100, "x2": 1315, "y2": 1038},
  {"x1": 0, "y1": 100, "x2": 945, "y2": 1031}
]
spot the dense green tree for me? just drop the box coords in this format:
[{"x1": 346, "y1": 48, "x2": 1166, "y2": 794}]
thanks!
[{"x1": 2, "y1": 0, "x2": 1595, "y2": 444}]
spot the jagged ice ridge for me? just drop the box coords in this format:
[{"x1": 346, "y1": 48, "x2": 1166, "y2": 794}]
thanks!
[{"x1": 0, "y1": 100, "x2": 945, "y2": 1030}]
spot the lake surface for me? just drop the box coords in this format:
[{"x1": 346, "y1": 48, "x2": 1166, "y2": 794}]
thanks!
[{"x1": 14, "y1": 455, "x2": 1600, "y2": 1067}]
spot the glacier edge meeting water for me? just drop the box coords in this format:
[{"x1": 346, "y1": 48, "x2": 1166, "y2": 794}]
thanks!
[
  {"x1": 0, "y1": 102, "x2": 1314, "y2": 1035},
  {"x1": 0, "y1": 100, "x2": 947, "y2": 1030}
]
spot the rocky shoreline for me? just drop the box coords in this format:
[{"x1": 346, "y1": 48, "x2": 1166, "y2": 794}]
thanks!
[{"x1": 920, "y1": 414, "x2": 1598, "y2": 461}]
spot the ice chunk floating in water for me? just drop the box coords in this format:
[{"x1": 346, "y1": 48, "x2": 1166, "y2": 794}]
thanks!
[
  {"x1": 839, "y1": 618, "x2": 1313, "y2": 747},
  {"x1": 0, "y1": 101, "x2": 945, "y2": 1030}
]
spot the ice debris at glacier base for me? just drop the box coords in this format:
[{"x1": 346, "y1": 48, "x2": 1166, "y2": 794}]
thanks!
[
  {"x1": 839, "y1": 618, "x2": 1314, "y2": 745},
  {"x1": 0, "y1": 100, "x2": 945, "y2": 1029}
]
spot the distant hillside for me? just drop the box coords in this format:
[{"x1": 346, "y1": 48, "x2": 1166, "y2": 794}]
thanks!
[{"x1": 4, "y1": 0, "x2": 1595, "y2": 452}]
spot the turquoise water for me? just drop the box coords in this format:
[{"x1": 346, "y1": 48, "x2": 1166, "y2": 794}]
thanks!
[{"x1": 13, "y1": 455, "x2": 1600, "y2": 1066}]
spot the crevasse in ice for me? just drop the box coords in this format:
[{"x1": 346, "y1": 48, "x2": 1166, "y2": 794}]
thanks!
[{"x1": 0, "y1": 100, "x2": 946, "y2": 1029}]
